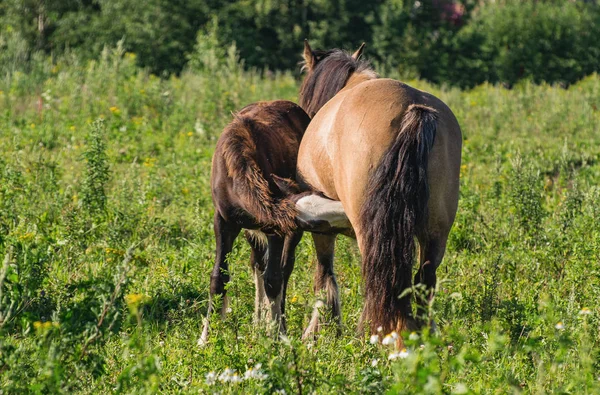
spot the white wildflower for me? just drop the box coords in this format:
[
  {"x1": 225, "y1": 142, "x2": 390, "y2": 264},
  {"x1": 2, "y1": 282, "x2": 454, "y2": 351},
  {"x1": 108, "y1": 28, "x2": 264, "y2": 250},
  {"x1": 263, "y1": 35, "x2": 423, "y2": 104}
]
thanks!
[
  {"x1": 371, "y1": 359, "x2": 379, "y2": 367},
  {"x1": 369, "y1": 334, "x2": 379, "y2": 344},
  {"x1": 205, "y1": 371, "x2": 217, "y2": 385},
  {"x1": 409, "y1": 332, "x2": 419, "y2": 341},
  {"x1": 218, "y1": 368, "x2": 235, "y2": 383},
  {"x1": 244, "y1": 364, "x2": 267, "y2": 381},
  {"x1": 382, "y1": 334, "x2": 395, "y2": 346},
  {"x1": 555, "y1": 322, "x2": 564, "y2": 330},
  {"x1": 390, "y1": 331, "x2": 399, "y2": 340},
  {"x1": 377, "y1": 326, "x2": 383, "y2": 333},
  {"x1": 388, "y1": 348, "x2": 409, "y2": 360},
  {"x1": 419, "y1": 344, "x2": 425, "y2": 350},
  {"x1": 230, "y1": 373, "x2": 242, "y2": 384},
  {"x1": 579, "y1": 307, "x2": 592, "y2": 316}
]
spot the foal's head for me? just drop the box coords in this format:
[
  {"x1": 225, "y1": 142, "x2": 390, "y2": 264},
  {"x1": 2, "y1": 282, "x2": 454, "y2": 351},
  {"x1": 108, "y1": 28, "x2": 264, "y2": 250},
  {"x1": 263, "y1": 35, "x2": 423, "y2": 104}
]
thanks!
[{"x1": 299, "y1": 40, "x2": 376, "y2": 118}]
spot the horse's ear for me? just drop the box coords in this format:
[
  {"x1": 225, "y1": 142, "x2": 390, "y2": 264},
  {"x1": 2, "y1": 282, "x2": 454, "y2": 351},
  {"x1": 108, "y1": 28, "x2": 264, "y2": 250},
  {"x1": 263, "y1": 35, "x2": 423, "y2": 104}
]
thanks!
[
  {"x1": 352, "y1": 42, "x2": 366, "y2": 60},
  {"x1": 272, "y1": 175, "x2": 301, "y2": 195},
  {"x1": 303, "y1": 39, "x2": 316, "y2": 71}
]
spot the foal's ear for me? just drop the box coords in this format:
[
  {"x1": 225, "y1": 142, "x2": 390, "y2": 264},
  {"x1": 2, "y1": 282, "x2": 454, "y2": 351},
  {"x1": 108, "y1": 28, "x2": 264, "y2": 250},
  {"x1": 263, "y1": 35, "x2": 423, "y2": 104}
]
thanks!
[
  {"x1": 272, "y1": 175, "x2": 301, "y2": 195},
  {"x1": 303, "y1": 39, "x2": 316, "y2": 71},
  {"x1": 352, "y1": 42, "x2": 366, "y2": 60}
]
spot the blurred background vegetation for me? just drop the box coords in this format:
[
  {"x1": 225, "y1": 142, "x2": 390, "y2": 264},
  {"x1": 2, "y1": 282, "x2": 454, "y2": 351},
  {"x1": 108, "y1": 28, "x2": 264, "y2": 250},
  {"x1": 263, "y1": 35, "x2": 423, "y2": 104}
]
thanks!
[{"x1": 1, "y1": 0, "x2": 599, "y2": 88}]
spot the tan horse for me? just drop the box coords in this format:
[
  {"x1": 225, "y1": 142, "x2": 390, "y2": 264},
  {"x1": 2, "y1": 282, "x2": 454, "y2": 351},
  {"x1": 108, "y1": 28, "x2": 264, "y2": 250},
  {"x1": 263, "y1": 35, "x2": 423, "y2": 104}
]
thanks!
[{"x1": 295, "y1": 41, "x2": 462, "y2": 341}]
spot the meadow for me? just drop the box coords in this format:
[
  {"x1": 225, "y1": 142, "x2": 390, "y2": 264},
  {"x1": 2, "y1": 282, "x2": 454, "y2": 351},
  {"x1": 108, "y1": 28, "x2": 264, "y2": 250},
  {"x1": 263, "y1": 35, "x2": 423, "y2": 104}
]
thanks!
[{"x1": 1, "y1": 46, "x2": 599, "y2": 393}]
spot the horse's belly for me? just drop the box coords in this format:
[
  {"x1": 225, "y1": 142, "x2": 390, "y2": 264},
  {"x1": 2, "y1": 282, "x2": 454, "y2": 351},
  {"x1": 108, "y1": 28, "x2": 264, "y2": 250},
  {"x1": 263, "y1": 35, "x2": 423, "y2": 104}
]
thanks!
[{"x1": 297, "y1": 114, "x2": 340, "y2": 200}]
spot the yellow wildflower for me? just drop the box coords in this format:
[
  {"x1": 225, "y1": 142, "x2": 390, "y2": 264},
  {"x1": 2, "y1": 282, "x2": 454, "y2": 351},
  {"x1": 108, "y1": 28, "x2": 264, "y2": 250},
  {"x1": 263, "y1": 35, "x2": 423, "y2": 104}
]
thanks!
[
  {"x1": 187, "y1": 131, "x2": 193, "y2": 137},
  {"x1": 33, "y1": 321, "x2": 59, "y2": 332},
  {"x1": 69, "y1": 125, "x2": 76, "y2": 131},
  {"x1": 143, "y1": 157, "x2": 157, "y2": 168},
  {"x1": 19, "y1": 232, "x2": 35, "y2": 241},
  {"x1": 125, "y1": 293, "x2": 149, "y2": 308},
  {"x1": 109, "y1": 106, "x2": 120, "y2": 115}
]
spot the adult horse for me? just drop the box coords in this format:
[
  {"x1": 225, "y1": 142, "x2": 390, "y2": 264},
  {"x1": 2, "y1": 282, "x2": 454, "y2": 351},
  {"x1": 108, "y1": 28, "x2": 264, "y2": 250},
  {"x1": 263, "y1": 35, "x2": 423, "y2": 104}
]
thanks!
[
  {"x1": 295, "y1": 42, "x2": 462, "y2": 341},
  {"x1": 199, "y1": 101, "x2": 310, "y2": 346}
]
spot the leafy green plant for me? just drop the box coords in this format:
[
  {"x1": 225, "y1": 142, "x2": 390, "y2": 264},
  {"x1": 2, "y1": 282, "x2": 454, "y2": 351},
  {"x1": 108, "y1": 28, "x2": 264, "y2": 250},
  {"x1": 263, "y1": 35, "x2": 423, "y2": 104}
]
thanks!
[{"x1": 81, "y1": 119, "x2": 111, "y2": 215}]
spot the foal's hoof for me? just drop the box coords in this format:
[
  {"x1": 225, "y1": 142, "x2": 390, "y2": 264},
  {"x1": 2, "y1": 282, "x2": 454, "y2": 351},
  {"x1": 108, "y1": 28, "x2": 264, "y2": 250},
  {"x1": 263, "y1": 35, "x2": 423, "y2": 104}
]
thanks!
[
  {"x1": 197, "y1": 335, "x2": 208, "y2": 347},
  {"x1": 198, "y1": 322, "x2": 210, "y2": 347},
  {"x1": 427, "y1": 319, "x2": 439, "y2": 335},
  {"x1": 301, "y1": 326, "x2": 318, "y2": 342}
]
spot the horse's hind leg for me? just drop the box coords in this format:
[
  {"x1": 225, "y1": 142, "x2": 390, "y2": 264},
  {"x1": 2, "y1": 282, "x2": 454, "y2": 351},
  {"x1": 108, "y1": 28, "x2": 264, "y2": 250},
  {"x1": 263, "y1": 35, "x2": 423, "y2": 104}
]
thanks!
[
  {"x1": 245, "y1": 231, "x2": 269, "y2": 324},
  {"x1": 199, "y1": 212, "x2": 240, "y2": 346},
  {"x1": 263, "y1": 235, "x2": 286, "y2": 335},
  {"x1": 414, "y1": 236, "x2": 447, "y2": 331},
  {"x1": 302, "y1": 233, "x2": 341, "y2": 340},
  {"x1": 280, "y1": 230, "x2": 303, "y2": 330}
]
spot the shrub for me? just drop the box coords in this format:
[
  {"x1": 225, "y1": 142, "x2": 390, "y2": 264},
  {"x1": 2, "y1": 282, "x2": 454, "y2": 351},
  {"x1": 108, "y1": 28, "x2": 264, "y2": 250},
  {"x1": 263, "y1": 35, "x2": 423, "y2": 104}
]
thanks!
[{"x1": 456, "y1": 0, "x2": 600, "y2": 87}]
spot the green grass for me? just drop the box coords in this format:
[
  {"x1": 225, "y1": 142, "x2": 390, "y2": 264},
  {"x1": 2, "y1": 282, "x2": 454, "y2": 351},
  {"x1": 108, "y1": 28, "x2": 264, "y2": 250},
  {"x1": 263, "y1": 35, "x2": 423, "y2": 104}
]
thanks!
[{"x1": 0, "y1": 49, "x2": 599, "y2": 393}]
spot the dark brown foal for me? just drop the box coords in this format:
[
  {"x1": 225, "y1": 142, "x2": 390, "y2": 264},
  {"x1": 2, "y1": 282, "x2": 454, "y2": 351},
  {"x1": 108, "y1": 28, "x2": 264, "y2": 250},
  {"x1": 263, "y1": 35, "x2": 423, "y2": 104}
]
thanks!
[{"x1": 199, "y1": 101, "x2": 310, "y2": 346}]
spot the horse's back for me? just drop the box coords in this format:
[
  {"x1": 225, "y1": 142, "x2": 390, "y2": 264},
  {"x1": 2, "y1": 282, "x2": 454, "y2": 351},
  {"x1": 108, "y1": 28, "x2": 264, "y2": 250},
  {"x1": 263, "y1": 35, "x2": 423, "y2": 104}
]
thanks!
[{"x1": 298, "y1": 78, "x2": 461, "y2": 234}]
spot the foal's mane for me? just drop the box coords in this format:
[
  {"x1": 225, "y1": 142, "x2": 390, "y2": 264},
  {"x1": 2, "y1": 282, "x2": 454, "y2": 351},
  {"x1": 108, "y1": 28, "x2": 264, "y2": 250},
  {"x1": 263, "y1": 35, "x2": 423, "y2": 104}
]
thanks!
[{"x1": 299, "y1": 49, "x2": 374, "y2": 118}]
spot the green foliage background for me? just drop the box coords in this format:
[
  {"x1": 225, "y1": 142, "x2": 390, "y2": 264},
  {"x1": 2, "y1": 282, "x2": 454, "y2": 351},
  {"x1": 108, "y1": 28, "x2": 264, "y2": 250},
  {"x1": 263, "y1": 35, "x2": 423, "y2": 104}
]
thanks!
[
  {"x1": 0, "y1": 41, "x2": 599, "y2": 392},
  {"x1": 1, "y1": 0, "x2": 599, "y2": 87}
]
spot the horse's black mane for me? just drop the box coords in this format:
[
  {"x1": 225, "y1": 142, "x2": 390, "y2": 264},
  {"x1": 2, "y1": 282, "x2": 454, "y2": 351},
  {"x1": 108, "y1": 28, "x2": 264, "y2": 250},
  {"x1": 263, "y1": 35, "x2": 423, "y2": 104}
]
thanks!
[{"x1": 299, "y1": 49, "x2": 373, "y2": 118}]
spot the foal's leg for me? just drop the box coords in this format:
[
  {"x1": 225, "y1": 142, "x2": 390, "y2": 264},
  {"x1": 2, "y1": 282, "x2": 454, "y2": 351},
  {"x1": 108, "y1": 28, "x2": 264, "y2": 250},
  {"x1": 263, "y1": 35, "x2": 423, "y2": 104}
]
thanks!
[
  {"x1": 263, "y1": 235, "x2": 286, "y2": 334},
  {"x1": 280, "y1": 231, "x2": 303, "y2": 330},
  {"x1": 413, "y1": 235, "x2": 447, "y2": 331},
  {"x1": 245, "y1": 231, "x2": 269, "y2": 324},
  {"x1": 302, "y1": 233, "x2": 341, "y2": 340},
  {"x1": 199, "y1": 213, "x2": 240, "y2": 346}
]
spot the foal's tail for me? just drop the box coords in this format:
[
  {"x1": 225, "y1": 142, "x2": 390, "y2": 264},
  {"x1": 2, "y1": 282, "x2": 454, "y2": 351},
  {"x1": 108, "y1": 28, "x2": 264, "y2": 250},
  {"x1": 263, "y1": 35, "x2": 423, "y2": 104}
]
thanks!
[
  {"x1": 359, "y1": 104, "x2": 437, "y2": 335},
  {"x1": 222, "y1": 116, "x2": 297, "y2": 234}
]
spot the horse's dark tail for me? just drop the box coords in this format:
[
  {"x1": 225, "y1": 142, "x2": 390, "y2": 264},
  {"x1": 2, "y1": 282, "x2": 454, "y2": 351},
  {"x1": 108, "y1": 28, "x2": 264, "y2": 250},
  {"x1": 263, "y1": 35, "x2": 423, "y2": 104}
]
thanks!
[
  {"x1": 221, "y1": 116, "x2": 297, "y2": 234},
  {"x1": 359, "y1": 104, "x2": 437, "y2": 335}
]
